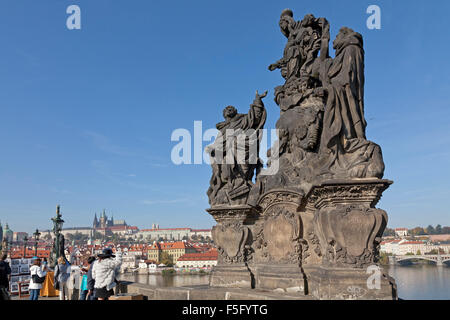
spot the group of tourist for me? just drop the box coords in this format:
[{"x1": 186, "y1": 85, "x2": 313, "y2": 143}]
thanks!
[{"x1": 0, "y1": 247, "x2": 122, "y2": 301}]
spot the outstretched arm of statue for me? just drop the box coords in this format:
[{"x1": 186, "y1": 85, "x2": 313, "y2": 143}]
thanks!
[
  {"x1": 256, "y1": 90, "x2": 268, "y2": 99},
  {"x1": 248, "y1": 90, "x2": 268, "y2": 128},
  {"x1": 268, "y1": 60, "x2": 281, "y2": 71}
]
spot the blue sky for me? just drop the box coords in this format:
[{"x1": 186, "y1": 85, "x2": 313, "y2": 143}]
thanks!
[{"x1": 0, "y1": 0, "x2": 449, "y2": 233}]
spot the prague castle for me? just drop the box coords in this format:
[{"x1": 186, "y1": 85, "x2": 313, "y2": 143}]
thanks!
[
  {"x1": 40, "y1": 209, "x2": 137, "y2": 239},
  {"x1": 93, "y1": 209, "x2": 127, "y2": 229}
]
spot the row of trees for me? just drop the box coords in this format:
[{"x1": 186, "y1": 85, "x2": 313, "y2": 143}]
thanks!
[{"x1": 383, "y1": 224, "x2": 450, "y2": 236}]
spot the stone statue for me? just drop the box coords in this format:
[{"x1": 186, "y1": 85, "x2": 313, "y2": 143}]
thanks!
[
  {"x1": 50, "y1": 233, "x2": 65, "y2": 267},
  {"x1": 205, "y1": 9, "x2": 396, "y2": 300},
  {"x1": 259, "y1": 14, "x2": 384, "y2": 196},
  {"x1": 269, "y1": 10, "x2": 328, "y2": 82},
  {"x1": 315, "y1": 27, "x2": 385, "y2": 179},
  {"x1": 58, "y1": 233, "x2": 65, "y2": 258},
  {"x1": 207, "y1": 91, "x2": 267, "y2": 206}
]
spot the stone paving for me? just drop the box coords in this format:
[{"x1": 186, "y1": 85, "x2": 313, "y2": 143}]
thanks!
[{"x1": 11, "y1": 294, "x2": 59, "y2": 300}]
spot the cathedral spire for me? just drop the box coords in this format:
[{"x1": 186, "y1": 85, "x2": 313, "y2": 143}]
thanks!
[{"x1": 93, "y1": 212, "x2": 98, "y2": 228}]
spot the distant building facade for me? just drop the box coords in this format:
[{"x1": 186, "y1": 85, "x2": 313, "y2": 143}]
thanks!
[
  {"x1": 394, "y1": 228, "x2": 408, "y2": 237},
  {"x1": 137, "y1": 227, "x2": 212, "y2": 241},
  {"x1": 13, "y1": 232, "x2": 28, "y2": 242},
  {"x1": 2, "y1": 223, "x2": 13, "y2": 242},
  {"x1": 189, "y1": 229, "x2": 212, "y2": 240},
  {"x1": 381, "y1": 239, "x2": 450, "y2": 255},
  {"x1": 176, "y1": 249, "x2": 218, "y2": 268},
  {"x1": 148, "y1": 241, "x2": 197, "y2": 263},
  {"x1": 138, "y1": 228, "x2": 191, "y2": 241}
]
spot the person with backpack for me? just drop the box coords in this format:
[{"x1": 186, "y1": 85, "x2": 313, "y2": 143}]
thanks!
[
  {"x1": 29, "y1": 257, "x2": 47, "y2": 300},
  {"x1": 0, "y1": 254, "x2": 12, "y2": 300}
]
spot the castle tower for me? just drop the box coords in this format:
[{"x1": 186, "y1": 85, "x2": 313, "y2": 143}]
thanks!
[
  {"x1": 93, "y1": 213, "x2": 98, "y2": 229},
  {"x1": 100, "y1": 209, "x2": 107, "y2": 228},
  {"x1": 3, "y1": 223, "x2": 13, "y2": 242}
]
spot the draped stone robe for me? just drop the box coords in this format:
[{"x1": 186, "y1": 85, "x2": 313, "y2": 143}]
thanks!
[{"x1": 318, "y1": 31, "x2": 384, "y2": 179}]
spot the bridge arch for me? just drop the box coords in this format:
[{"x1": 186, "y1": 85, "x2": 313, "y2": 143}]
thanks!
[{"x1": 396, "y1": 256, "x2": 438, "y2": 264}]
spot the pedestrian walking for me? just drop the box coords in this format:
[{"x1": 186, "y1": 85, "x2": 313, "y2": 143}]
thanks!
[
  {"x1": 87, "y1": 256, "x2": 97, "y2": 300},
  {"x1": 92, "y1": 248, "x2": 122, "y2": 300},
  {"x1": 80, "y1": 256, "x2": 95, "y2": 300},
  {"x1": 54, "y1": 256, "x2": 71, "y2": 300},
  {"x1": 0, "y1": 254, "x2": 11, "y2": 300},
  {"x1": 67, "y1": 264, "x2": 80, "y2": 299},
  {"x1": 29, "y1": 257, "x2": 47, "y2": 300}
]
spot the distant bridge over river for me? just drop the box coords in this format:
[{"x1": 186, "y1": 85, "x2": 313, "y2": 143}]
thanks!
[{"x1": 389, "y1": 254, "x2": 450, "y2": 266}]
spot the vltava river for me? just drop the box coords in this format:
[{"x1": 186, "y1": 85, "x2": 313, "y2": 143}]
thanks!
[
  {"x1": 385, "y1": 265, "x2": 450, "y2": 300},
  {"x1": 119, "y1": 265, "x2": 450, "y2": 300},
  {"x1": 119, "y1": 273, "x2": 210, "y2": 287}
]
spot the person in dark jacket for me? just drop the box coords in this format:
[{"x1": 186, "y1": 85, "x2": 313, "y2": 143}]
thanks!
[
  {"x1": 0, "y1": 254, "x2": 11, "y2": 300},
  {"x1": 86, "y1": 256, "x2": 97, "y2": 300}
]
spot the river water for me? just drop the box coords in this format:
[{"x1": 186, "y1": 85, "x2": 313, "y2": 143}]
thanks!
[
  {"x1": 119, "y1": 265, "x2": 450, "y2": 300},
  {"x1": 385, "y1": 265, "x2": 450, "y2": 300},
  {"x1": 119, "y1": 272, "x2": 210, "y2": 288}
]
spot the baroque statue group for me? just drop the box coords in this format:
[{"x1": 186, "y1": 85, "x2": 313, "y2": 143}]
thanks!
[{"x1": 205, "y1": 9, "x2": 397, "y2": 300}]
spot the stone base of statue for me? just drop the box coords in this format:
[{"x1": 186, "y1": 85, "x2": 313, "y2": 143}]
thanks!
[
  {"x1": 209, "y1": 264, "x2": 253, "y2": 288},
  {"x1": 207, "y1": 205, "x2": 258, "y2": 288},
  {"x1": 299, "y1": 178, "x2": 397, "y2": 300},
  {"x1": 252, "y1": 264, "x2": 306, "y2": 294},
  {"x1": 247, "y1": 189, "x2": 308, "y2": 294},
  {"x1": 304, "y1": 266, "x2": 397, "y2": 300},
  {"x1": 205, "y1": 179, "x2": 397, "y2": 299}
]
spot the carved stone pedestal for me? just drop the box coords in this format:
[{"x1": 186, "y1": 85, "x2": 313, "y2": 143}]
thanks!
[
  {"x1": 209, "y1": 264, "x2": 254, "y2": 288},
  {"x1": 207, "y1": 205, "x2": 258, "y2": 288},
  {"x1": 206, "y1": 180, "x2": 397, "y2": 299},
  {"x1": 305, "y1": 266, "x2": 397, "y2": 300},
  {"x1": 250, "y1": 190, "x2": 308, "y2": 294},
  {"x1": 253, "y1": 264, "x2": 306, "y2": 294},
  {"x1": 301, "y1": 179, "x2": 391, "y2": 267},
  {"x1": 300, "y1": 179, "x2": 397, "y2": 299}
]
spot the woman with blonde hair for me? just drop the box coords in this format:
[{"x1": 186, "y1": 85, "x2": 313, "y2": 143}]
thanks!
[{"x1": 54, "y1": 256, "x2": 71, "y2": 300}]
